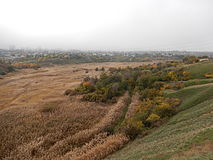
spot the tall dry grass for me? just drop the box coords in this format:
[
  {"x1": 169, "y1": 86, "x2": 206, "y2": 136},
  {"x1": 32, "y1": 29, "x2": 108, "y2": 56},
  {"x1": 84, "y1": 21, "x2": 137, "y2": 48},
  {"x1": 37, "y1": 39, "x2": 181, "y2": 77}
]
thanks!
[
  {"x1": 61, "y1": 132, "x2": 109, "y2": 159},
  {"x1": 1, "y1": 93, "x2": 130, "y2": 160},
  {"x1": 0, "y1": 97, "x2": 107, "y2": 159},
  {"x1": 125, "y1": 93, "x2": 140, "y2": 119},
  {"x1": 39, "y1": 92, "x2": 130, "y2": 159},
  {"x1": 74, "y1": 133, "x2": 128, "y2": 160},
  {"x1": 0, "y1": 62, "x2": 158, "y2": 160}
]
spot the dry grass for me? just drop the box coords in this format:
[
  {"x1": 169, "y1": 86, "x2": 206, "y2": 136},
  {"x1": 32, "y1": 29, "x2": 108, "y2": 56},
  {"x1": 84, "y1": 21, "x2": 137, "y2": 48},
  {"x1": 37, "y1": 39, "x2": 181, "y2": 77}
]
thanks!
[
  {"x1": 61, "y1": 132, "x2": 109, "y2": 159},
  {"x1": 125, "y1": 92, "x2": 140, "y2": 119},
  {"x1": 1, "y1": 93, "x2": 129, "y2": 160},
  {"x1": 74, "y1": 133, "x2": 129, "y2": 160},
  {"x1": 0, "y1": 62, "x2": 157, "y2": 159},
  {"x1": 38, "y1": 92, "x2": 130, "y2": 159},
  {"x1": 0, "y1": 97, "x2": 108, "y2": 159},
  {"x1": 0, "y1": 62, "x2": 155, "y2": 111},
  {"x1": 172, "y1": 141, "x2": 213, "y2": 159}
]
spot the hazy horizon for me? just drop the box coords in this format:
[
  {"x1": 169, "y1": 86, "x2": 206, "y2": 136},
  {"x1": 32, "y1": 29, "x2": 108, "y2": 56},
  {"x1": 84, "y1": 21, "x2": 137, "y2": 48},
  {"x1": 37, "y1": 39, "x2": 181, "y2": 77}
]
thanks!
[{"x1": 1, "y1": 0, "x2": 213, "y2": 51}]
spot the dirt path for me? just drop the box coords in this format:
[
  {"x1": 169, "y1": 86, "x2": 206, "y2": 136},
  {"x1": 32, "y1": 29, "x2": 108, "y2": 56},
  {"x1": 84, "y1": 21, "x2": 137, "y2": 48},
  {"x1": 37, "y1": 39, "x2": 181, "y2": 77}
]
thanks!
[{"x1": 186, "y1": 82, "x2": 213, "y2": 88}]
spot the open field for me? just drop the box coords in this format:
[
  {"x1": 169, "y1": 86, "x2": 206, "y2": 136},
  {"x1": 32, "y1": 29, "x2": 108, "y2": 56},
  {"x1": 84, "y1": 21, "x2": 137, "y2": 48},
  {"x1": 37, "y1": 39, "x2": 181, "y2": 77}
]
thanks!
[
  {"x1": 0, "y1": 61, "x2": 158, "y2": 159},
  {"x1": 0, "y1": 62, "x2": 155, "y2": 111}
]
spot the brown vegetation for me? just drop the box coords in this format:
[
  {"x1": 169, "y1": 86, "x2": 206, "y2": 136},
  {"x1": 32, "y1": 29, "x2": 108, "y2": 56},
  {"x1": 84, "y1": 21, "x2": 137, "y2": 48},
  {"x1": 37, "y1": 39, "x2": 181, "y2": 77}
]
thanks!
[{"x1": 0, "y1": 62, "x2": 157, "y2": 159}]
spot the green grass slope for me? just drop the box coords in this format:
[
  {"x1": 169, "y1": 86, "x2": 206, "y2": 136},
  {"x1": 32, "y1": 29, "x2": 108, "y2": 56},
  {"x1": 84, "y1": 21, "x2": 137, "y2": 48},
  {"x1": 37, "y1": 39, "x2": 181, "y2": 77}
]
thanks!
[
  {"x1": 183, "y1": 79, "x2": 213, "y2": 87},
  {"x1": 106, "y1": 84, "x2": 213, "y2": 160},
  {"x1": 165, "y1": 84, "x2": 213, "y2": 111},
  {"x1": 184, "y1": 62, "x2": 213, "y2": 79}
]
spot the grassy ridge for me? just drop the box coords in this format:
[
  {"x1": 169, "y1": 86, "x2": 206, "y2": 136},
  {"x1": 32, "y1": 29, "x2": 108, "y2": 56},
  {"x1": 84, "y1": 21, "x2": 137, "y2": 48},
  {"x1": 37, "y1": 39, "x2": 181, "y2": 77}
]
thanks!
[
  {"x1": 106, "y1": 84, "x2": 213, "y2": 160},
  {"x1": 183, "y1": 79, "x2": 213, "y2": 87},
  {"x1": 184, "y1": 62, "x2": 213, "y2": 79},
  {"x1": 165, "y1": 84, "x2": 213, "y2": 111}
]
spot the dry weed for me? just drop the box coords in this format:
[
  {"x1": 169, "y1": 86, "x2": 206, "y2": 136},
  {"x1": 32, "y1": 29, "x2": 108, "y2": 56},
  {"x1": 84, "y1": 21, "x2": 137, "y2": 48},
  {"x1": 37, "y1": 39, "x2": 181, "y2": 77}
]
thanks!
[
  {"x1": 125, "y1": 92, "x2": 140, "y2": 119},
  {"x1": 74, "y1": 133, "x2": 129, "y2": 160}
]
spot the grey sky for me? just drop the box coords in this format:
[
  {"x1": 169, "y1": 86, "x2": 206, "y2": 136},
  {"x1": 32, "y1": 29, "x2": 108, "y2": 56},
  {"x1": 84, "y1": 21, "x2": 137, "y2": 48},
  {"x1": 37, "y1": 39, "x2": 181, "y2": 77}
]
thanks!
[{"x1": 0, "y1": 0, "x2": 213, "y2": 51}]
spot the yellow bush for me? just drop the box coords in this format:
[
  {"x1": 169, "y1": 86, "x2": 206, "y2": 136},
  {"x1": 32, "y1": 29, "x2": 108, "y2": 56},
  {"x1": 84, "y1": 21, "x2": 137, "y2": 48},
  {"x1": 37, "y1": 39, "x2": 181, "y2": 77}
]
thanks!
[
  {"x1": 136, "y1": 99, "x2": 153, "y2": 113},
  {"x1": 164, "y1": 84, "x2": 172, "y2": 89},
  {"x1": 183, "y1": 71, "x2": 190, "y2": 80},
  {"x1": 173, "y1": 82, "x2": 185, "y2": 90},
  {"x1": 155, "y1": 102, "x2": 174, "y2": 117},
  {"x1": 123, "y1": 119, "x2": 144, "y2": 139},
  {"x1": 146, "y1": 113, "x2": 160, "y2": 123},
  {"x1": 205, "y1": 73, "x2": 213, "y2": 78},
  {"x1": 82, "y1": 81, "x2": 92, "y2": 87},
  {"x1": 136, "y1": 120, "x2": 144, "y2": 128},
  {"x1": 168, "y1": 71, "x2": 178, "y2": 81},
  {"x1": 166, "y1": 98, "x2": 181, "y2": 107}
]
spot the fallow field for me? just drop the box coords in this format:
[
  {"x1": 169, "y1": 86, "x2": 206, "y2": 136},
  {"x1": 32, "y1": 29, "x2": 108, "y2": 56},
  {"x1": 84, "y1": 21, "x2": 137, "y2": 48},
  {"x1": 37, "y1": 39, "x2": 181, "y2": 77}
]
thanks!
[{"x1": 0, "y1": 62, "x2": 155, "y2": 160}]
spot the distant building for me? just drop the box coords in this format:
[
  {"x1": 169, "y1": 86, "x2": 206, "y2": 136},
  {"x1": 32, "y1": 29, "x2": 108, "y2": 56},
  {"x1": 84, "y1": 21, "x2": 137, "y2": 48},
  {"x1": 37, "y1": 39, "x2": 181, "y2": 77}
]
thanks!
[{"x1": 199, "y1": 58, "x2": 209, "y2": 62}]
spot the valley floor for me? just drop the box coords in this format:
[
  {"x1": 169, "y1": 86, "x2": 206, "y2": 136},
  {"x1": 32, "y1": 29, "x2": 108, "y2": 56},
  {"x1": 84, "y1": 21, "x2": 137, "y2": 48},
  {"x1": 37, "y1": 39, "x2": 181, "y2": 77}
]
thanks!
[
  {"x1": 0, "y1": 61, "x2": 212, "y2": 160},
  {"x1": 0, "y1": 62, "x2": 154, "y2": 159},
  {"x1": 0, "y1": 62, "x2": 148, "y2": 111}
]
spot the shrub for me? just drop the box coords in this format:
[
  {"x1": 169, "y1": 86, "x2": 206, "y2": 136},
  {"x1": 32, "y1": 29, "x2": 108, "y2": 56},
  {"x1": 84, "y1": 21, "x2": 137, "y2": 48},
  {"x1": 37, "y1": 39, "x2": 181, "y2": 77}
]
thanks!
[
  {"x1": 167, "y1": 71, "x2": 178, "y2": 81},
  {"x1": 64, "y1": 89, "x2": 77, "y2": 96},
  {"x1": 7, "y1": 66, "x2": 15, "y2": 72},
  {"x1": 205, "y1": 73, "x2": 213, "y2": 78},
  {"x1": 0, "y1": 71, "x2": 6, "y2": 75},
  {"x1": 123, "y1": 119, "x2": 144, "y2": 139},
  {"x1": 152, "y1": 81, "x2": 165, "y2": 90},
  {"x1": 183, "y1": 56, "x2": 199, "y2": 64},
  {"x1": 139, "y1": 88, "x2": 162, "y2": 100},
  {"x1": 136, "y1": 99, "x2": 153, "y2": 113},
  {"x1": 75, "y1": 82, "x2": 95, "y2": 94},
  {"x1": 164, "y1": 83, "x2": 172, "y2": 89},
  {"x1": 136, "y1": 75, "x2": 157, "y2": 90},
  {"x1": 101, "y1": 67, "x2": 105, "y2": 71},
  {"x1": 173, "y1": 82, "x2": 185, "y2": 90},
  {"x1": 154, "y1": 102, "x2": 174, "y2": 118},
  {"x1": 109, "y1": 67, "x2": 117, "y2": 73},
  {"x1": 182, "y1": 71, "x2": 190, "y2": 80},
  {"x1": 146, "y1": 113, "x2": 160, "y2": 124},
  {"x1": 166, "y1": 98, "x2": 181, "y2": 107},
  {"x1": 64, "y1": 89, "x2": 72, "y2": 96},
  {"x1": 82, "y1": 93, "x2": 103, "y2": 102}
]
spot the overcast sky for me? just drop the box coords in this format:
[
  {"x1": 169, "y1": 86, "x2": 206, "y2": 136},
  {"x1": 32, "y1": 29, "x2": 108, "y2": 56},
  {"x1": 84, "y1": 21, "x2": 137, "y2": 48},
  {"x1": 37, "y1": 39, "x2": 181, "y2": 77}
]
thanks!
[{"x1": 0, "y1": 0, "x2": 213, "y2": 51}]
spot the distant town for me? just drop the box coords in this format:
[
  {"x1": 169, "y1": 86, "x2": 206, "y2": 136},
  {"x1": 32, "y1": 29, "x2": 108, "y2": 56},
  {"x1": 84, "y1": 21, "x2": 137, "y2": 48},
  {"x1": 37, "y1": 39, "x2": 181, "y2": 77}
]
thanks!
[{"x1": 0, "y1": 47, "x2": 213, "y2": 61}]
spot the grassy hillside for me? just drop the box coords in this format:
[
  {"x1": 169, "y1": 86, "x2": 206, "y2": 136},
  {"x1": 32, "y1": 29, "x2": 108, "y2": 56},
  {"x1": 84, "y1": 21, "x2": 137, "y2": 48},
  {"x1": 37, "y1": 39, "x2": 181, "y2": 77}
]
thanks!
[
  {"x1": 184, "y1": 62, "x2": 213, "y2": 79},
  {"x1": 165, "y1": 84, "x2": 213, "y2": 111},
  {"x1": 106, "y1": 84, "x2": 213, "y2": 160},
  {"x1": 183, "y1": 79, "x2": 213, "y2": 87}
]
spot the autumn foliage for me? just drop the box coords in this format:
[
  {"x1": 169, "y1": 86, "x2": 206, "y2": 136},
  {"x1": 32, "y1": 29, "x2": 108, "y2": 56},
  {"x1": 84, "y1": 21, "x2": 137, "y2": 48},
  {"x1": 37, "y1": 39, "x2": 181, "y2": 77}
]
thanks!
[{"x1": 12, "y1": 62, "x2": 40, "y2": 69}]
